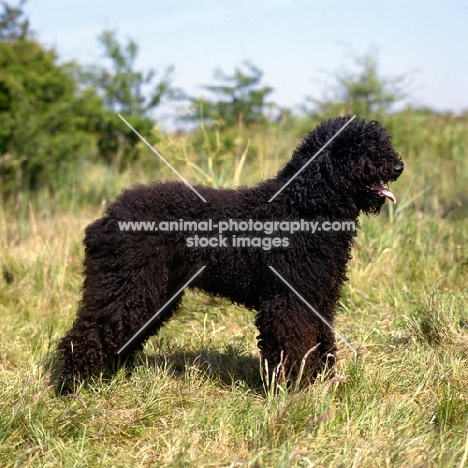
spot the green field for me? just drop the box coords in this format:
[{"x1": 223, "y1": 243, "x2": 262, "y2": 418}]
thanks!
[{"x1": 1, "y1": 112, "x2": 468, "y2": 467}]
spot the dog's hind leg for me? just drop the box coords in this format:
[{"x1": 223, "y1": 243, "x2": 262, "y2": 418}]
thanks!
[
  {"x1": 55, "y1": 230, "x2": 184, "y2": 393},
  {"x1": 55, "y1": 284, "x2": 183, "y2": 394}
]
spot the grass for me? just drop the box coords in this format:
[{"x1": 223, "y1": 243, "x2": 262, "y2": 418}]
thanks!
[{"x1": 1, "y1": 113, "x2": 468, "y2": 467}]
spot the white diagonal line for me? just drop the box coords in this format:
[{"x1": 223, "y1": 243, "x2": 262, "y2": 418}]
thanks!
[
  {"x1": 118, "y1": 114, "x2": 207, "y2": 203},
  {"x1": 268, "y1": 115, "x2": 356, "y2": 202},
  {"x1": 268, "y1": 266, "x2": 357, "y2": 355},
  {"x1": 117, "y1": 266, "x2": 207, "y2": 355}
]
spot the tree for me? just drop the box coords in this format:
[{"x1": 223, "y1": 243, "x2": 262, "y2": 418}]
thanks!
[
  {"x1": 0, "y1": 1, "x2": 100, "y2": 194},
  {"x1": 190, "y1": 61, "x2": 274, "y2": 127},
  {"x1": 93, "y1": 30, "x2": 175, "y2": 117},
  {"x1": 0, "y1": 0, "x2": 28, "y2": 41},
  {"x1": 81, "y1": 30, "x2": 176, "y2": 166},
  {"x1": 307, "y1": 51, "x2": 409, "y2": 117}
]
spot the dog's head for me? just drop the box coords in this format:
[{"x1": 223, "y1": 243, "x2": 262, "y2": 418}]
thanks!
[{"x1": 282, "y1": 116, "x2": 404, "y2": 216}]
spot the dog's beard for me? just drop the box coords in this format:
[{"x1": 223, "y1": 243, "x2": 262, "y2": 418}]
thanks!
[{"x1": 356, "y1": 187, "x2": 388, "y2": 215}]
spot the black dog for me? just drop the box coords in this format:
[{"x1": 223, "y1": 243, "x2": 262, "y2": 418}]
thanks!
[{"x1": 55, "y1": 116, "x2": 403, "y2": 393}]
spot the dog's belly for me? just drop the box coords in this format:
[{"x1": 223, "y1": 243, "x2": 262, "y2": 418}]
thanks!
[{"x1": 190, "y1": 252, "x2": 262, "y2": 309}]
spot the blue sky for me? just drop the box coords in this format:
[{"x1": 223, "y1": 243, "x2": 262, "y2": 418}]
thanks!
[{"x1": 25, "y1": 0, "x2": 468, "y2": 116}]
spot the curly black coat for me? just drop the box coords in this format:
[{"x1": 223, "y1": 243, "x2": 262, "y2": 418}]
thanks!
[{"x1": 55, "y1": 116, "x2": 404, "y2": 393}]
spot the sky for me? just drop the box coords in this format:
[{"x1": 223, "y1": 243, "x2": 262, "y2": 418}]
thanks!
[{"x1": 24, "y1": 0, "x2": 468, "y2": 120}]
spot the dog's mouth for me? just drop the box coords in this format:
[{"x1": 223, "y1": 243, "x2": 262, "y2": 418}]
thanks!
[{"x1": 367, "y1": 183, "x2": 396, "y2": 203}]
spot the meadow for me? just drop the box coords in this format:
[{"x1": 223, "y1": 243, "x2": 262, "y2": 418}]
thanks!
[{"x1": 0, "y1": 111, "x2": 467, "y2": 467}]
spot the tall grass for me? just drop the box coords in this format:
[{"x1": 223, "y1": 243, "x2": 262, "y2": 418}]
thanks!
[{"x1": 0, "y1": 111, "x2": 467, "y2": 467}]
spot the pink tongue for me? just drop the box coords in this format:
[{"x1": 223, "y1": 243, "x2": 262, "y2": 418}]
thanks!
[{"x1": 370, "y1": 184, "x2": 396, "y2": 203}]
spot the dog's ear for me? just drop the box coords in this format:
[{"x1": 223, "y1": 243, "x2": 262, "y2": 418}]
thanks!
[{"x1": 282, "y1": 150, "x2": 336, "y2": 212}]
